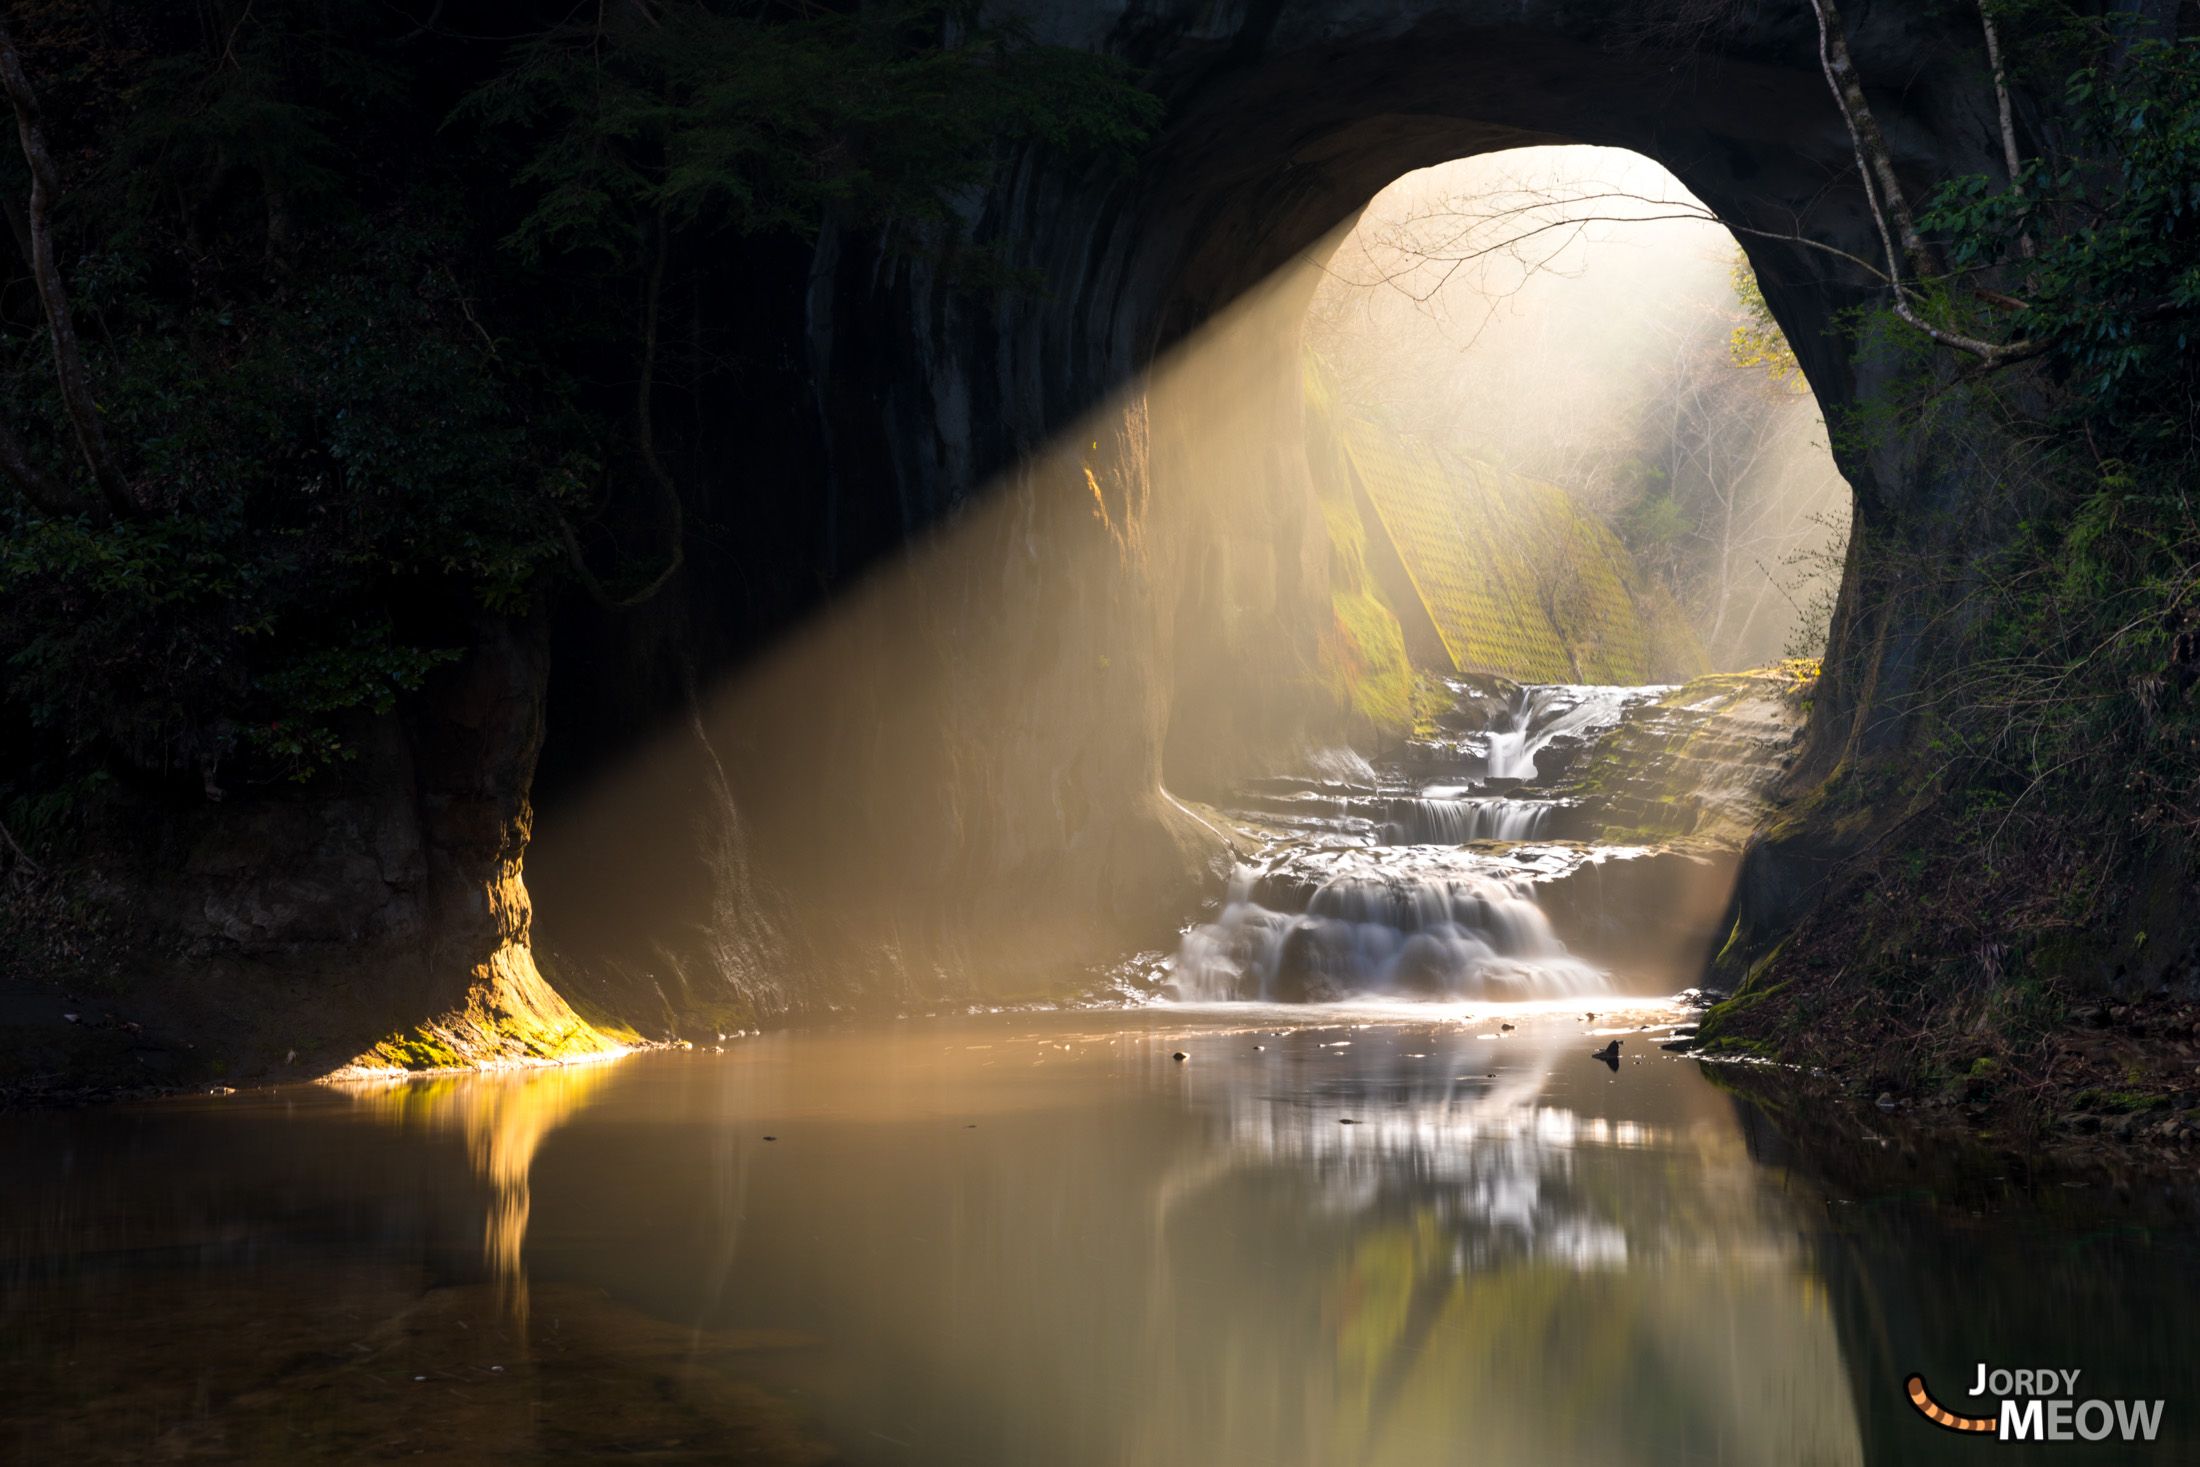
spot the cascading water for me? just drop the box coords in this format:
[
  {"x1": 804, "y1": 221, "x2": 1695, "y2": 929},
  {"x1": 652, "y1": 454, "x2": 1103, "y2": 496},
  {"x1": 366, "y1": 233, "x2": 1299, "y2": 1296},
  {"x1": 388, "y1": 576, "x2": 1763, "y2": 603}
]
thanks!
[
  {"x1": 1167, "y1": 865, "x2": 1606, "y2": 1004},
  {"x1": 1485, "y1": 684, "x2": 1671, "y2": 782},
  {"x1": 1172, "y1": 680, "x2": 1685, "y2": 1005},
  {"x1": 1380, "y1": 795, "x2": 1551, "y2": 844}
]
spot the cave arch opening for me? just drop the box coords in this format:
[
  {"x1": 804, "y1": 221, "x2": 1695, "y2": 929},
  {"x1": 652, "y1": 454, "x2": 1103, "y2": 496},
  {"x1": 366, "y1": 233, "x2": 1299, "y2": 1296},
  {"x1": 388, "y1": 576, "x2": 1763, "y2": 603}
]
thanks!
[
  {"x1": 1154, "y1": 143, "x2": 1851, "y2": 808},
  {"x1": 527, "y1": 4, "x2": 1998, "y2": 1026},
  {"x1": 1138, "y1": 143, "x2": 1852, "y2": 1005}
]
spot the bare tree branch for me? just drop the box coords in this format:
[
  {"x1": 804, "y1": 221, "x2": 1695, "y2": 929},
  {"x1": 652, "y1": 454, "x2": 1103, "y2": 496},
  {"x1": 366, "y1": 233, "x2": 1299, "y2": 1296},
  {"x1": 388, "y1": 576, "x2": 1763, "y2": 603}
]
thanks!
[
  {"x1": 0, "y1": 22, "x2": 135, "y2": 519},
  {"x1": 0, "y1": 812, "x2": 40, "y2": 878},
  {"x1": 1806, "y1": 0, "x2": 1934, "y2": 282},
  {"x1": 1804, "y1": 0, "x2": 2064, "y2": 368},
  {"x1": 1978, "y1": 5, "x2": 2036, "y2": 259}
]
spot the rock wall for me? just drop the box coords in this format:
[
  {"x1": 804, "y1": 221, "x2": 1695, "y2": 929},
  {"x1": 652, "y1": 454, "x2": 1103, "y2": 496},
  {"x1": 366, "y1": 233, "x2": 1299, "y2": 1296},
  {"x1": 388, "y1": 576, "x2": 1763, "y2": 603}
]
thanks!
[
  {"x1": 531, "y1": 263, "x2": 1346, "y2": 1015},
  {"x1": 4, "y1": 611, "x2": 617, "y2": 1091},
  {"x1": 9, "y1": 0, "x2": 2074, "y2": 1070},
  {"x1": 1310, "y1": 366, "x2": 1708, "y2": 685},
  {"x1": 529, "y1": 0, "x2": 2042, "y2": 1025}
]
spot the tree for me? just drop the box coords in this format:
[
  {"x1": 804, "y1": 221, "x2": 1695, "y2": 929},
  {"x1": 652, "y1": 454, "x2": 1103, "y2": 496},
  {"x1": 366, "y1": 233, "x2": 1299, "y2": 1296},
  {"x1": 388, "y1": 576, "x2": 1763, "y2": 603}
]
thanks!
[
  {"x1": 1305, "y1": 154, "x2": 1848, "y2": 669},
  {"x1": 0, "y1": 0, "x2": 1161, "y2": 819}
]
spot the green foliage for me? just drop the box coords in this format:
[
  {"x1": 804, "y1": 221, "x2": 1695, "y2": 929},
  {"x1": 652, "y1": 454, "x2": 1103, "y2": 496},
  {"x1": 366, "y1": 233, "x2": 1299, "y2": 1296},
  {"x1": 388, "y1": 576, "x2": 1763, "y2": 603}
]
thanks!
[
  {"x1": 1664, "y1": 9, "x2": 2200, "y2": 1094},
  {"x1": 0, "y1": 0, "x2": 1161, "y2": 816},
  {"x1": 0, "y1": 222, "x2": 576, "y2": 780},
  {"x1": 1950, "y1": 466, "x2": 2200, "y2": 826},
  {"x1": 1921, "y1": 36, "x2": 2200, "y2": 447},
  {"x1": 1726, "y1": 249, "x2": 1802, "y2": 388},
  {"x1": 1862, "y1": 20, "x2": 2200, "y2": 853},
  {"x1": 1618, "y1": 493, "x2": 1689, "y2": 554},
  {"x1": 464, "y1": 0, "x2": 1161, "y2": 264}
]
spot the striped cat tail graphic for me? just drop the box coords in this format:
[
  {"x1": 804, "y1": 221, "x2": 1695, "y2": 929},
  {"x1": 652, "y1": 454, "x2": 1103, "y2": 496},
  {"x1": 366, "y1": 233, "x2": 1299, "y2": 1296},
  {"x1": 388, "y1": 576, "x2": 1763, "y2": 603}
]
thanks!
[{"x1": 1906, "y1": 1374, "x2": 1997, "y2": 1434}]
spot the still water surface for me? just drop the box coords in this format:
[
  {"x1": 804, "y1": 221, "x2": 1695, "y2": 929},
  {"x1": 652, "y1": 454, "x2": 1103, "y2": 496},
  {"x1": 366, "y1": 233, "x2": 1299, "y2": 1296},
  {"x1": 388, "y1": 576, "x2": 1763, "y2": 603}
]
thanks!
[{"x1": 4, "y1": 1002, "x2": 2194, "y2": 1464}]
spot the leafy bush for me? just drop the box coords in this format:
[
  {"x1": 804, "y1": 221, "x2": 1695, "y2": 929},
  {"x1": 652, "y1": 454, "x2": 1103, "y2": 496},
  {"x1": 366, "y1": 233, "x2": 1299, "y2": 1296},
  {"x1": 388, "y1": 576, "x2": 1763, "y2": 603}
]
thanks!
[{"x1": 0, "y1": 0, "x2": 1159, "y2": 823}]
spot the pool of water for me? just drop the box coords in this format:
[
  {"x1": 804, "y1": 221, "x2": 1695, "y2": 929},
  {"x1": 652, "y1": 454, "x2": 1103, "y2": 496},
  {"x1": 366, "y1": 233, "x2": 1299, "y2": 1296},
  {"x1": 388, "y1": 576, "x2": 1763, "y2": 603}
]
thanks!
[{"x1": 4, "y1": 1001, "x2": 2194, "y2": 1464}]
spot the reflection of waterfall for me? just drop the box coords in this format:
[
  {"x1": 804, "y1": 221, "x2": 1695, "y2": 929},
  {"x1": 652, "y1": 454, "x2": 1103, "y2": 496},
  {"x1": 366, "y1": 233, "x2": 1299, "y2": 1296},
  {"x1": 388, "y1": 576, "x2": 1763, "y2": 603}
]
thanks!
[
  {"x1": 350, "y1": 1064, "x2": 614, "y2": 1325},
  {"x1": 1380, "y1": 797, "x2": 1549, "y2": 843},
  {"x1": 1168, "y1": 867, "x2": 1606, "y2": 1001},
  {"x1": 1125, "y1": 1021, "x2": 1865, "y2": 1467},
  {"x1": 1182, "y1": 1047, "x2": 1640, "y2": 1266}
]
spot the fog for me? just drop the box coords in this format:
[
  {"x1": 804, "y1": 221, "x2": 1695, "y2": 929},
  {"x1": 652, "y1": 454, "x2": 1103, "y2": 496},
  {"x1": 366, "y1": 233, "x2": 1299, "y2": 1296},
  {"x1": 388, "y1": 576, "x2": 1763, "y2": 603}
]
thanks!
[
  {"x1": 1308, "y1": 146, "x2": 1851, "y2": 669},
  {"x1": 531, "y1": 145, "x2": 1857, "y2": 1012}
]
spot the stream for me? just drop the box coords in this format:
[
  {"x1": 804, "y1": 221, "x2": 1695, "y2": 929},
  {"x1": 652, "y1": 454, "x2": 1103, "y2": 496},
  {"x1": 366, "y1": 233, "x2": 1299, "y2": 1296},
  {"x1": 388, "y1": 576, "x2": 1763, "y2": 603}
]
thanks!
[
  {"x1": 1168, "y1": 681, "x2": 1708, "y2": 1003},
  {"x1": 4, "y1": 1006, "x2": 2196, "y2": 1464},
  {"x1": 5, "y1": 679, "x2": 2196, "y2": 1463}
]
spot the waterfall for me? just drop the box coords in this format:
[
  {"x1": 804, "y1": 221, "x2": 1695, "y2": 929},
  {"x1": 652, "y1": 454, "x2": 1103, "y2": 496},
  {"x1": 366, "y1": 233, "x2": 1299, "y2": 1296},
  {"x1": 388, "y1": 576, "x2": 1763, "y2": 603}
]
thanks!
[
  {"x1": 1168, "y1": 679, "x2": 1692, "y2": 1005},
  {"x1": 1485, "y1": 684, "x2": 1670, "y2": 782},
  {"x1": 1381, "y1": 797, "x2": 1551, "y2": 844},
  {"x1": 1166, "y1": 866, "x2": 1606, "y2": 1004}
]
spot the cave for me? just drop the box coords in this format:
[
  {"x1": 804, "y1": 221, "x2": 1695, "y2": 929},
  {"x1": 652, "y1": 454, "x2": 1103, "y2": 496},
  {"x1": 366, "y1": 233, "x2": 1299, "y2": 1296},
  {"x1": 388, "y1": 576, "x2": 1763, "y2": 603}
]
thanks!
[
  {"x1": 513, "y1": 0, "x2": 2001, "y2": 1035},
  {"x1": 13, "y1": 4, "x2": 2200, "y2": 1461},
  {"x1": 0, "y1": 0, "x2": 2079, "y2": 1080}
]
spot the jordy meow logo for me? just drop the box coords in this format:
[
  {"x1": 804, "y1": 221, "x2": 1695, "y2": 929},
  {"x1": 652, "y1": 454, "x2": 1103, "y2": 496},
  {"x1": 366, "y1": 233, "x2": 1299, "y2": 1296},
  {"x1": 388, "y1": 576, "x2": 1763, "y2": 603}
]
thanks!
[{"x1": 1905, "y1": 1364, "x2": 2164, "y2": 1442}]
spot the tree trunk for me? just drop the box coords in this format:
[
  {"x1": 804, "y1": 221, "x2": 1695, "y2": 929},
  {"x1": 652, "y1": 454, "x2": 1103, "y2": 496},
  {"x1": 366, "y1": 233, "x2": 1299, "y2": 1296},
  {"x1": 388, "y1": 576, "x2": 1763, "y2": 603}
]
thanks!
[{"x1": 0, "y1": 22, "x2": 135, "y2": 518}]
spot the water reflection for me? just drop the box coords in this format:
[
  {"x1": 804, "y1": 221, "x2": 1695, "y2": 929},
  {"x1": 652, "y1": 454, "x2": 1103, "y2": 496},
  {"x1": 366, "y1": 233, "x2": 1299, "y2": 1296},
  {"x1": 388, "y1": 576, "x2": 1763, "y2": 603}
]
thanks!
[
  {"x1": 510, "y1": 1009, "x2": 1865, "y2": 1465},
  {"x1": 1114, "y1": 1023, "x2": 1863, "y2": 1465},
  {"x1": 3, "y1": 1011, "x2": 2194, "y2": 1465},
  {"x1": 345, "y1": 1060, "x2": 615, "y2": 1326}
]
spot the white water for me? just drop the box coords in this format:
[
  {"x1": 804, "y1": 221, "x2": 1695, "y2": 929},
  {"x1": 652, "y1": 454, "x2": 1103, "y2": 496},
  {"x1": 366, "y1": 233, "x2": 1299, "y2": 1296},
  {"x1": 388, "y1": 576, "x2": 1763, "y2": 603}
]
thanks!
[
  {"x1": 1176, "y1": 682, "x2": 1672, "y2": 1005},
  {"x1": 1485, "y1": 683, "x2": 1670, "y2": 781},
  {"x1": 1382, "y1": 796, "x2": 1551, "y2": 843},
  {"x1": 1167, "y1": 866, "x2": 1607, "y2": 1003}
]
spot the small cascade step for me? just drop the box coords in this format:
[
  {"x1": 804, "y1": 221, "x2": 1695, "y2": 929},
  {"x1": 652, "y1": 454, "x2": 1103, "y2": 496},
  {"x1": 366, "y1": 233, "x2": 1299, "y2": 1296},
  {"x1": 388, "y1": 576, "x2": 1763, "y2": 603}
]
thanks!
[
  {"x1": 1165, "y1": 673, "x2": 1804, "y2": 1005},
  {"x1": 1215, "y1": 681, "x2": 1666, "y2": 851},
  {"x1": 1170, "y1": 855, "x2": 1606, "y2": 1003},
  {"x1": 1378, "y1": 794, "x2": 1571, "y2": 844}
]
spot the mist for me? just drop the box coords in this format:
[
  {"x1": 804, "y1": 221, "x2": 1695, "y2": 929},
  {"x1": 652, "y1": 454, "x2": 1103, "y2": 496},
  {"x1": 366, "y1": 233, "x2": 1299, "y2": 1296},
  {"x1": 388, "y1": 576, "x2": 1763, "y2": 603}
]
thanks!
[{"x1": 1307, "y1": 146, "x2": 1851, "y2": 670}]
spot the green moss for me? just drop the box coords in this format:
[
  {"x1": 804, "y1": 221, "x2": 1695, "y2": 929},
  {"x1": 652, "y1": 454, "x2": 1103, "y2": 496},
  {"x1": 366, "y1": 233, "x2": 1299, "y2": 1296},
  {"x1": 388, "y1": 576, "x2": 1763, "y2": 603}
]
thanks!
[
  {"x1": 1322, "y1": 587, "x2": 1414, "y2": 732},
  {"x1": 2072, "y1": 1088, "x2": 2169, "y2": 1114},
  {"x1": 371, "y1": 1031, "x2": 466, "y2": 1071},
  {"x1": 1692, "y1": 1035, "x2": 1784, "y2": 1060},
  {"x1": 1697, "y1": 985, "x2": 1790, "y2": 1047},
  {"x1": 1303, "y1": 350, "x2": 1707, "y2": 683},
  {"x1": 1302, "y1": 372, "x2": 1417, "y2": 735}
]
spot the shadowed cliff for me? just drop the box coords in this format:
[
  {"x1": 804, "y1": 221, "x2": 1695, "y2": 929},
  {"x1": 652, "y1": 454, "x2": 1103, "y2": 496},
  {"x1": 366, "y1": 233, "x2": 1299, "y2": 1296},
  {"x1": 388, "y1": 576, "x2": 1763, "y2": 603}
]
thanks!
[{"x1": 0, "y1": 0, "x2": 2127, "y2": 1081}]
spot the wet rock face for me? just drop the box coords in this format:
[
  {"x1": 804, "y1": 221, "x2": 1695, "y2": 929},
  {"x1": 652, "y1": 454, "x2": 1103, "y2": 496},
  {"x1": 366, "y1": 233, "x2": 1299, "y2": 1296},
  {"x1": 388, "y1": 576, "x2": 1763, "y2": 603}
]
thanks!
[
  {"x1": 11, "y1": 611, "x2": 616, "y2": 1087},
  {"x1": 26, "y1": 0, "x2": 2033, "y2": 1054},
  {"x1": 1564, "y1": 668, "x2": 1816, "y2": 847},
  {"x1": 716, "y1": 0, "x2": 2015, "y2": 999}
]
